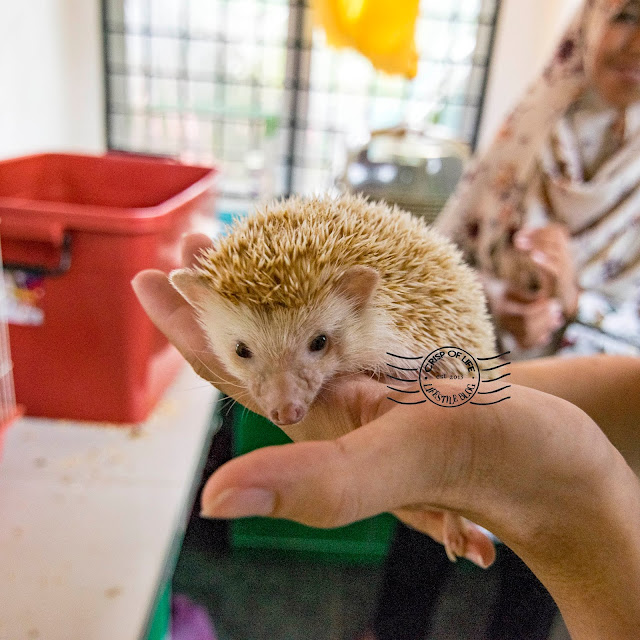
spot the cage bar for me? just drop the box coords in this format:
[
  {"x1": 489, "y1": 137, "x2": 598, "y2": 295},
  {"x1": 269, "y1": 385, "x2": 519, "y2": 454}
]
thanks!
[
  {"x1": 0, "y1": 233, "x2": 21, "y2": 430},
  {"x1": 102, "y1": 0, "x2": 500, "y2": 201}
]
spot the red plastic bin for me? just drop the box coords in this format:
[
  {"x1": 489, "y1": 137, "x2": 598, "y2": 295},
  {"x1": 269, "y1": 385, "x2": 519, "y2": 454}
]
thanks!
[{"x1": 0, "y1": 152, "x2": 217, "y2": 423}]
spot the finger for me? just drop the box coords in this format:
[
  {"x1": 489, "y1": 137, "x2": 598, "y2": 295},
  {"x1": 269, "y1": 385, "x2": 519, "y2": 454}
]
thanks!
[
  {"x1": 199, "y1": 405, "x2": 496, "y2": 568},
  {"x1": 181, "y1": 232, "x2": 214, "y2": 268},
  {"x1": 532, "y1": 299, "x2": 564, "y2": 331},
  {"x1": 394, "y1": 509, "x2": 497, "y2": 569},
  {"x1": 529, "y1": 250, "x2": 562, "y2": 278},
  {"x1": 522, "y1": 301, "x2": 563, "y2": 347},
  {"x1": 528, "y1": 249, "x2": 579, "y2": 310},
  {"x1": 514, "y1": 229, "x2": 533, "y2": 251},
  {"x1": 498, "y1": 295, "x2": 554, "y2": 317},
  {"x1": 199, "y1": 396, "x2": 486, "y2": 531},
  {"x1": 509, "y1": 329, "x2": 552, "y2": 351},
  {"x1": 540, "y1": 224, "x2": 570, "y2": 243},
  {"x1": 132, "y1": 269, "x2": 210, "y2": 360},
  {"x1": 131, "y1": 270, "x2": 256, "y2": 407},
  {"x1": 516, "y1": 328, "x2": 552, "y2": 351},
  {"x1": 517, "y1": 225, "x2": 568, "y2": 250},
  {"x1": 518, "y1": 313, "x2": 562, "y2": 350},
  {"x1": 499, "y1": 299, "x2": 563, "y2": 349},
  {"x1": 528, "y1": 250, "x2": 574, "y2": 298},
  {"x1": 280, "y1": 374, "x2": 393, "y2": 443},
  {"x1": 504, "y1": 324, "x2": 543, "y2": 351},
  {"x1": 504, "y1": 279, "x2": 545, "y2": 304}
]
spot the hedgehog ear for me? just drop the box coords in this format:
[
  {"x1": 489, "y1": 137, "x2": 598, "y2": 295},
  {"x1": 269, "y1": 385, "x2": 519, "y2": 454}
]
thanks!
[
  {"x1": 169, "y1": 268, "x2": 211, "y2": 309},
  {"x1": 334, "y1": 265, "x2": 380, "y2": 311}
]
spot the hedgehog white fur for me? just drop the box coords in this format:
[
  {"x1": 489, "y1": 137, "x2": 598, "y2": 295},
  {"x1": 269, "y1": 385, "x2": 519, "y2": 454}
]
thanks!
[{"x1": 171, "y1": 193, "x2": 496, "y2": 427}]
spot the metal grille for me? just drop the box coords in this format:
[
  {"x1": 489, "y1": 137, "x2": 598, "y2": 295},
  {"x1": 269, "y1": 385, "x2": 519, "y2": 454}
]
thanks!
[
  {"x1": 0, "y1": 236, "x2": 18, "y2": 428},
  {"x1": 103, "y1": 0, "x2": 499, "y2": 209}
]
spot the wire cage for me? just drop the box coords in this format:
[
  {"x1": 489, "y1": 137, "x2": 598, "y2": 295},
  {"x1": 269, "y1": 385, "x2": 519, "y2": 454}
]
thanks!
[
  {"x1": 0, "y1": 233, "x2": 21, "y2": 435},
  {"x1": 102, "y1": 0, "x2": 500, "y2": 208}
]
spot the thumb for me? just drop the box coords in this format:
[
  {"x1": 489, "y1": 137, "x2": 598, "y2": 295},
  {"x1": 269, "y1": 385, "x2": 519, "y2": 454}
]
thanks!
[
  {"x1": 200, "y1": 402, "x2": 472, "y2": 528},
  {"x1": 200, "y1": 439, "x2": 374, "y2": 529},
  {"x1": 200, "y1": 413, "x2": 497, "y2": 567}
]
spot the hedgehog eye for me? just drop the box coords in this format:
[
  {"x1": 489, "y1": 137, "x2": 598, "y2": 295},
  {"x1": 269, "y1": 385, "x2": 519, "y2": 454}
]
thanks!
[
  {"x1": 235, "y1": 341, "x2": 253, "y2": 359},
  {"x1": 309, "y1": 334, "x2": 328, "y2": 352}
]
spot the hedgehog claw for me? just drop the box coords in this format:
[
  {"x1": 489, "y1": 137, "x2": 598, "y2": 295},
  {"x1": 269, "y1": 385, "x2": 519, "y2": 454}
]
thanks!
[{"x1": 443, "y1": 512, "x2": 469, "y2": 563}]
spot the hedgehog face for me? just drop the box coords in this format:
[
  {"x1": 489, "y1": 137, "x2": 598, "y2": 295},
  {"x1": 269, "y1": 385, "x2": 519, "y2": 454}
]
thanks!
[
  {"x1": 170, "y1": 264, "x2": 388, "y2": 426},
  {"x1": 198, "y1": 286, "x2": 388, "y2": 425}
]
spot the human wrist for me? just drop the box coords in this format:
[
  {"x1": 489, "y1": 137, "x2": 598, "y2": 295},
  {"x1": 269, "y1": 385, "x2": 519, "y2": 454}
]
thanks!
[
  {"x1": 432, "y1": 387, "x2": 623, "y2": 559},
  {"x1": 492, "y1": 421, "x2": 640, "y2": 639},
  {"x1": 534, "y1": 454, "x2": 640, "y2": 639}
]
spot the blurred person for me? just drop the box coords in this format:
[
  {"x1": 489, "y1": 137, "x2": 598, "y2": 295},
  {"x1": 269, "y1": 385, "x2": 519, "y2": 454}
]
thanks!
[
  {"x1": 370, "y1": 0, "x2": 640, "y2": 637},
  {"x1": 436, "y1": 0, "x2": 640, "y2": 360}
]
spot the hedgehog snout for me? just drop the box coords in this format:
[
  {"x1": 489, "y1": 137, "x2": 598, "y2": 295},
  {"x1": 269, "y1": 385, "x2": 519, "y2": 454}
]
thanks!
[
  {"x1": 269, "y1": 403, "x2": 306, "y2": 425},
  {"x1": 252, "y1": 368, "x2": 324, "y2": 426}
]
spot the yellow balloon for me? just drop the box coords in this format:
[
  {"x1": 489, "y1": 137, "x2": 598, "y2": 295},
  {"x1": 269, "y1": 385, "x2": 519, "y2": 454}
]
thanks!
[{"x1": 312, "y1": 0, "x2": 420, "y2": 78}]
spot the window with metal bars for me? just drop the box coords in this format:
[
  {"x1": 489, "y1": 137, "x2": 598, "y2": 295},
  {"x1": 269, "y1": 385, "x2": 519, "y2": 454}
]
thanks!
[{"x1": 103, "y1": 0, "x2": 499, "y2": 211}]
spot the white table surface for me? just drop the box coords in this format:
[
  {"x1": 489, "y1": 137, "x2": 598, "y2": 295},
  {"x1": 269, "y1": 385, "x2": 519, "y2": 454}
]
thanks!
[{"x1": 0, "y1": 365, "x2": 219, "y2": 640}]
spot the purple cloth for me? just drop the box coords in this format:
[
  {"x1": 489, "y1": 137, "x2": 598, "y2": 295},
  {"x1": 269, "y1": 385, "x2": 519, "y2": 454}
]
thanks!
[{"x1": 171, "y1": 594, "x2": 217, "y2": 640}]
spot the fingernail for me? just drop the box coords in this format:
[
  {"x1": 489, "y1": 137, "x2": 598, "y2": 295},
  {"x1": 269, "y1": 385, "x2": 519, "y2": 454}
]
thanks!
[
  {"x1": 201, "y1": 488, "x2": 276, "y2": 519},
  {"x1": 514, "y1": 234, "x2": 530, "y2": 249},
  {"x1": 531, "y1": 250, "x2": 546, "y2": 264},
  {"x1": 465, "y1": 551, "x2": 491, "y2": 569}
]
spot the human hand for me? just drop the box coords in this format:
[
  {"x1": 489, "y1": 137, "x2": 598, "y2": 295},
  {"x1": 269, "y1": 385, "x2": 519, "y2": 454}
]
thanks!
[
  {"x1": 489, "y1": 287, "x2": 565, "y2": 350},
  {"x1": 132, "y1": 235, "x2": 640, "y2": 639},
  {"x1": 513, "y1": 224, "x2": 580, "y2": 319},
  {"x1": 198, "y1": 369, "x2": 640, "y2": 640},
  {"x1": 198, "y1": 370, "x2": 640, "y2": 640},
  {"x1": 131, "y1": 233, "x2": 496, "y2": 566},
  {"x1": 489, "y1": 224, "x2": 579, "y2": 350}
]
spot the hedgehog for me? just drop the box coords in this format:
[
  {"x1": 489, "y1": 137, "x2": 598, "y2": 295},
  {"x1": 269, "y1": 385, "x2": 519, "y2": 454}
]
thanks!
[
  {"x1": 170, "y1": 193, "x2": 496, "y2": 423},
  {"x1": 170, "y1": 193, "x2": 498, "y2": 562}
]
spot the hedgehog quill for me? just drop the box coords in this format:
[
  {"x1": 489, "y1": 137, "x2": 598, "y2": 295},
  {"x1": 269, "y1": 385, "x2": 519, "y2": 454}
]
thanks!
[
  {"x1": 170, "y1": 193, "x2": 498, "y2": 562},
  {"x1": 171, "y1": 194, "x2": 496, "y2": 424}
]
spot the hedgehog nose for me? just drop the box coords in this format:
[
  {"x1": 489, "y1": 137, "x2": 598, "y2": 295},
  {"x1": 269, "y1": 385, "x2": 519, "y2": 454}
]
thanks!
[{"x1": 270, "y1": 404, "x2": 305, "y2": 425}]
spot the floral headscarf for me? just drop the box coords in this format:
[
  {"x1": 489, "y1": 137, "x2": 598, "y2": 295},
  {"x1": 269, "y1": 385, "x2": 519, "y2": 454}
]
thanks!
[{"x1": 436, "y1": 0, "x2": 640, "y2": 308}]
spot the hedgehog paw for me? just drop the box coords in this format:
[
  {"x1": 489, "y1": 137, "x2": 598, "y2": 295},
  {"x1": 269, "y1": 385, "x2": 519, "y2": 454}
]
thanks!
[{"x1": 442, "y1": 511, "x2": 469, "y2": 563}]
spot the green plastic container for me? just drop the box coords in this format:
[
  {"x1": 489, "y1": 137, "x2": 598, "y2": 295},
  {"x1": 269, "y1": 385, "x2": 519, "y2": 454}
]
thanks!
[
  {"x1": 231, "y1": 406, "x2": 395, "y2": 565},
  {"x1": 145, "y1": 581, "x2": 171, "y2": 640}
]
